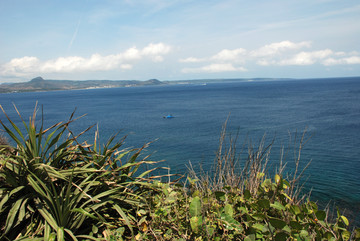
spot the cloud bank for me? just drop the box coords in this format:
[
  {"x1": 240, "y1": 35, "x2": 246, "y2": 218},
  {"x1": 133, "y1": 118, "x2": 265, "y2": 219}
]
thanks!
[
  {"x1": 1, "y1": 41, "x2": 359, "y2": 80},
  {"x1": 182, "y1": 63, "x2": 247, "y2": 73},
  {"x1": 0, "y1": 43, "x2": 171, "y2": 78},
  {"x1": 180, "y1": 41, "x2": 360, "y2": 73}
]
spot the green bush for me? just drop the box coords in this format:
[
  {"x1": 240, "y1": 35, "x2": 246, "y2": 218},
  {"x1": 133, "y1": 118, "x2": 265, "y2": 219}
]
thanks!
[
  {"x1": 144, "y1": 175, "x2": 359, "y2": 240},
  {"x1": 0, "y1": 104, "x2": 159, "y2": 240},
  {"x1": 139, "y1": 122, "x2": 359, "y2": 240}
]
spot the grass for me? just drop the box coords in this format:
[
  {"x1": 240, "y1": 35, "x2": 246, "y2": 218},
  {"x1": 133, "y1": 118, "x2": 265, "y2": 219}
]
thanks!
[
  {"x1": 0, "y1": 135, "x2": 7, "y2": 146},
  {"x1": 0, "y1": 105, "x2": 359, "y2": 240}
]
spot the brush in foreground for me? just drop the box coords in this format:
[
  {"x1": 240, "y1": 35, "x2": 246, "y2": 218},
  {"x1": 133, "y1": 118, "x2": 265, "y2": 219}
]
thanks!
[{"x1": 0, "y1": 105, "x2": 359, "y2": 240}]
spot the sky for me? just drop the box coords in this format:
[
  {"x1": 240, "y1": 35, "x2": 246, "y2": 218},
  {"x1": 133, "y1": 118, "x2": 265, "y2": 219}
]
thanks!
[{"x1": 0, "y1": 0, "x2": 360, "y2": 83}]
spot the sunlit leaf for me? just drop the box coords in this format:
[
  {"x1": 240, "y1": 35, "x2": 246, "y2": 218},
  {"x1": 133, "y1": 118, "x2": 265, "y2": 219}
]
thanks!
[
  {"x1": 340, "y1": 215, "x2": 349, "y2": 226},
  {"x1": 189, "y1": 196, "x2": 201, "y2": 217},
  {"x1": 190, "y1": 216, "x2": 202, "y2": 233},
  {"x1": 224, "y1": 204, "x2": 234, "y2": 217},
  {"x1": 271, "y1": 201, "x2": 285, "y2": 211}
]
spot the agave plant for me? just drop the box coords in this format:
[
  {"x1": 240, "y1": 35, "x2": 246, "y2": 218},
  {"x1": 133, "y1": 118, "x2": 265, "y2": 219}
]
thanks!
[{"x1": 0, "y1": 104, "x2": 159, "y2": 240}]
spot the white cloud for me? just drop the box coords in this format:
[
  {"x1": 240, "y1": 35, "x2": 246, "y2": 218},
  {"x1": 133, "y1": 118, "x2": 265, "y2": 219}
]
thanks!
[
  {"x1": 256, "y1": 59, "x2": 273, "y2": 66},
  {"x1": 182, "y1": 63, "x2": 247, "y2": 73},
  {"x1": 211, "y1": 48, "x2": 246, "y2": 61},
  {"x1": 0, "y1": 43, "x2": 171, "y2": 77},
  {"x1": 123, "y1": 47, "x2": 141, "y2": 60},
  {"x1": 342, "y1": 56, "x2": 360, "y2": 64},
  {"x1": 180, "y1": 48, "x2": 246, "y2": 64},
  {"x1": 179, "y1": 48, "x2": 247, "y2": 74},
  {"x1": 279, "y1": 49, "x2": 333, "y2": 65},
  {"x1": 180, "y1": 41, "x2": 316, "y2": 73},
  {"x1": 1, "y1": 56, "x2": 41, "y2": 76},
  {"x1": 179, "y1": 57, "x2": 205, "y2": 63},
  {"x1": 179, "y1": 41, "x2": 360, "y2": 74},
  {"x1": 273, "y1": 49, "x2": 360, "y2": 66},
  {"x1": 250, "y1": 41, "x2": 311, "y2": 57},
  {"x1": 323, "y1": 56, "x2": 360, "y2": 66},
  {"x1": 141, "y1": 43, "x2": 171, "y2": 56},
  {"x1": 141, "y1": 43, "x2": 171, "y2": 62},
  {"x1": 2, "y1": 40, "x2": 359, "y2": 79}
]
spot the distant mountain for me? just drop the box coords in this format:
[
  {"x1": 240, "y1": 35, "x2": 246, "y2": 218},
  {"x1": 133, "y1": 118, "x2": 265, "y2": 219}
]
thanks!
[
  {"x1": 0, "y1": 77, "x2": 297, "y2": 93},
  {"x1": 0, "y1": 77, "x2": 165, "y2": 93}
]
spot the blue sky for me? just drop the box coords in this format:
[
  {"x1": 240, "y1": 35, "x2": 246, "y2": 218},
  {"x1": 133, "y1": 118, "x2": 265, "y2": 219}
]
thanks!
[{"x1": 1, "y1": 0, "x2": 359, "y2": 82}]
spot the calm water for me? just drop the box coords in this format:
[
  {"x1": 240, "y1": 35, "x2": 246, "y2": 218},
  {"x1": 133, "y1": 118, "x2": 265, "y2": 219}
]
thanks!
[{"x1": 1, "y1": 77, "x2": 360, "y2": 225}]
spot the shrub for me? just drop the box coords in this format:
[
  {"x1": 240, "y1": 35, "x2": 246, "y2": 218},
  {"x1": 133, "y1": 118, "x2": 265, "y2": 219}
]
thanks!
[
  {"x1": 142, "y1": 121, "x2": 359, "y2": 240},
  {"x1": 1, "y1": 105, "x2": 358, "y2": 240},
  {"x1": 0, "y1": 104, "x2": 159, "y2": 240}
]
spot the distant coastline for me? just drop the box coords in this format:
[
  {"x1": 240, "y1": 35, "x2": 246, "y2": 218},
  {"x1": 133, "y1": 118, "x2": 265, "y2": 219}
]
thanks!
[
  {"x1": 0, "y1": 76, "x2": 165, "y2": 93},
  {"x1": 0, "y1": 77, "x2": 291, "y2": 93},
  {"x1": 0, "y1": 76, "x2": 286, "y2": 93},
  {"x1": 1, "y1": 76, "x2": 358, "y2": 94}
]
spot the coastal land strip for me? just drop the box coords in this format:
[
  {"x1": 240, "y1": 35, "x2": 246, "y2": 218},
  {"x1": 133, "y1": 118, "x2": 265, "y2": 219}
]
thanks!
[{"x1": 0, "y1": 76, "x2": 292, "y2": 93}]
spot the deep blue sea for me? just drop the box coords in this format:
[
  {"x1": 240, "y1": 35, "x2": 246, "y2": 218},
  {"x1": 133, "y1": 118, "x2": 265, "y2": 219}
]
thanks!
[{"x1": 1, "y1": 77, "x2": 360, "y2": 225}]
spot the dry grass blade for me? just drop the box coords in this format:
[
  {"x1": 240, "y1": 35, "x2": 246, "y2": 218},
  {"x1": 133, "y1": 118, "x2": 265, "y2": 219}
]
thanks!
[{"x1": 188, "y1": 118, "x2": 312, "y2": 204}]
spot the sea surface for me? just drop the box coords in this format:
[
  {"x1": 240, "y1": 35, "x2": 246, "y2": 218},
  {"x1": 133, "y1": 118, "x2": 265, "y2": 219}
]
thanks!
[{"x1": 1, "y1": 77, "x2": 360, "y2": 225}]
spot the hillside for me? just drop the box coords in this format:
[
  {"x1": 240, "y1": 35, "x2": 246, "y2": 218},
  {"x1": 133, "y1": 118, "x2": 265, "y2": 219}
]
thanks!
[
  {"x1": 0, "y1": 77, "x2": 165, "y2": 93},
  {"x1": 0, "y1": 77, "x2": 296, "y2": 93}
]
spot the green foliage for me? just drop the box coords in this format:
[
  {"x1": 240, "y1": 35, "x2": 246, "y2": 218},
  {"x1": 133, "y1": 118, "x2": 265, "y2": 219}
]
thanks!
[
  {"x1": 0, "y1": 105, "x2": 357, "y2": 240},
  {"x1": 0, "y1": 104, "x2": 158, "y2": 240},
  {"x1": 141, "y1": 121, "x2": 357, "y2": 240},
  {"x1": 144, "y1": 173, "x2": 356, "y2": 240}
]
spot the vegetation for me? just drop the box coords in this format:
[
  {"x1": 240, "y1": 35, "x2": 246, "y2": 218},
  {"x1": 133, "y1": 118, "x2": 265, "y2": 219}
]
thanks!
[
  {"x1": 0, "y1": 105, "x2": 359, "y2": 240},
  {"x1": 0, "y1": 77, "x2": 164, "y2": 93}
]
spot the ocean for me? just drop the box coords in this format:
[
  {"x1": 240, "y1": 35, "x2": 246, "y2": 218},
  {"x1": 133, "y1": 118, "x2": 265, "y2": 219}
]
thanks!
[{"x1": 1, "y1": 77, "x2": 360, "y2": 225}]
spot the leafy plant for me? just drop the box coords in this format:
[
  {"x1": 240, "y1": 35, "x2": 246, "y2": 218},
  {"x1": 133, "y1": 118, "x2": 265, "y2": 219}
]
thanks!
[
  {"x1": 0, "y1": 104, "x2": 159, "y2": 240},
  {"x1": 1, "y1": 105, "x2": 357, "y2": 240},
  {"x1": 142, "y1": 121, "x2": 357, "y2": 240}
]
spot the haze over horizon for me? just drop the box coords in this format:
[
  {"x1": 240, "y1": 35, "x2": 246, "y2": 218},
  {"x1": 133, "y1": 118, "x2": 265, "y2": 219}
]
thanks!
[{"x1": 1, "y1": 0, "x2": 360, "y2": 83}]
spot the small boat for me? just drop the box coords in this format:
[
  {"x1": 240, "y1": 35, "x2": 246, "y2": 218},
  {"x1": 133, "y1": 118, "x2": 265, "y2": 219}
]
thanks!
[{"x1": 163, "y1": 114, "x2": 174, "y2": 119}]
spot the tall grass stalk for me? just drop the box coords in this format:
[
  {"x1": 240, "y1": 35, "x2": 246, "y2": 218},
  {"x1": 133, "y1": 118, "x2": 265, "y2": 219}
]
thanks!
[
  {"x1": 188, "y1": 119, "x2": 311, "y2": 202},
  {"x1": 147, "y1": 120, "x2": 356, "y2": 240}
]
